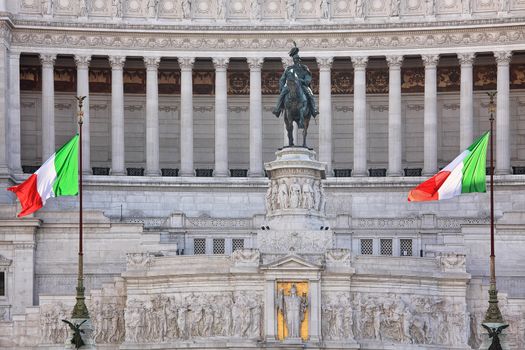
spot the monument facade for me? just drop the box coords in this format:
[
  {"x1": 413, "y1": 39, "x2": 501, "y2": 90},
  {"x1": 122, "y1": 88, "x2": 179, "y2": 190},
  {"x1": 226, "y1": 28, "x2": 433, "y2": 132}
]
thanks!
[{"x1": 0, "y1": 0, "x2": 525, "y2": 349}]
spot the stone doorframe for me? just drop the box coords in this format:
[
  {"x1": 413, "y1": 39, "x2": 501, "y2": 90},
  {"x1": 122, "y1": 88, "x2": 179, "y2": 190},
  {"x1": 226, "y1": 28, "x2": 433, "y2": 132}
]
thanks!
[{"x1": 261, "y1": 253, "x2": 322, "y2": 344}]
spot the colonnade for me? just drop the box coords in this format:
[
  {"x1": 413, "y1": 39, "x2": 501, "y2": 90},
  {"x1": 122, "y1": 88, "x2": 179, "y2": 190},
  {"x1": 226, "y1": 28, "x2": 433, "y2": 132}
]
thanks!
[{"x1": 5, "y1": 51, "x2": 515, "y2": 177}]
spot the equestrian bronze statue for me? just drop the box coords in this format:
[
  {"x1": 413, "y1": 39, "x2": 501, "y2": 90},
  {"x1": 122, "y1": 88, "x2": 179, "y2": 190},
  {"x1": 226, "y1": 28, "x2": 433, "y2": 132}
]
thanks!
[{"x1": 272, "y1": 43, "x2": 319, "y2": 147}]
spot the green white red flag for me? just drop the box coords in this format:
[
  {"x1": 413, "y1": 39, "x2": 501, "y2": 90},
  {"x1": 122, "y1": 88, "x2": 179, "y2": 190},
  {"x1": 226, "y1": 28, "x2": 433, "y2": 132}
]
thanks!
[
  {"x1": 8, "y1": 135, "x2": 79, "y2": 217},
  {"x1": 408, "y1": 132, "x2": 490, "y2": 202}
]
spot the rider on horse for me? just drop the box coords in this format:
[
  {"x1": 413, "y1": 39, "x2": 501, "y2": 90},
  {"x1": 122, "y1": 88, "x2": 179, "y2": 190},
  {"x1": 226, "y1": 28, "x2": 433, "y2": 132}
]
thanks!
[{"x1": 272, "y1": 44, "x2": 319, "y2": 128}]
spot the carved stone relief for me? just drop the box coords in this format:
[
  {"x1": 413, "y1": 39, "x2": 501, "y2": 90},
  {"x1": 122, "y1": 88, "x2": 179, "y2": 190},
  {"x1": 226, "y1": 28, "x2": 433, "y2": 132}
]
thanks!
[
  {"x1": 125, "y1": 291, "x2": 263, "y2": 342},
  {"x1": 266, "y1": 178, "x2": 325, "y2": 213},
  {"x1": 322, "y1": 292, "x2": 354, "y2": 340},
  {"x1": 89, "y1": 300, "x2": 126, "y2": 343},
  {"x1": 352, "y1": 293, "x2": 467, "y2": 346},
  {"x1": 39, "y1": 302, "x2": 69, "y2": 344}
]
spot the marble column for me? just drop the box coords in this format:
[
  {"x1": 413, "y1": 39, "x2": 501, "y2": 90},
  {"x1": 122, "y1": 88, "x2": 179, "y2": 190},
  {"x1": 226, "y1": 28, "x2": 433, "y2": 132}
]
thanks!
[
  {"x1": 0, "y1": 45, "x2": 7, "y2": 175},
  {"x1": 317, "y1": 57, "x2": 333, "y2": 175},
  {"x1": 145, "y1": 56, "x2": 161, "y2": 176},
  {"x1": 179, "y1": 57, "x2": 195, "y2": 176},
  {"x1": 213, "y1": 57, "x2": 229, "y2": 177},
  {"x1": 8, "y1": 51, "x2": 22, "y2": 174},
  {"x1": 458, "y1": 53, "x2": 475, "y2": 151},
  {"x1": 0, "y1": 0, "x2": 6, "y2": 11},
  {"x1": 41, "y1": 54, "x2": 56, "y2": 161},
  {"x1": 386, "y1": 55, "x2": 403, "y2": 176},
  {"x1": 351, "y1": 56, "x2": 368, "y2": 177},
  {"x1": 75, "y1": 55, "x2": 91, "y2": 174},
  {"x1": 109, "y1": 56, "x2": 126, "y2": 175},
  {"x1": 495, "y1": 51, "x2": 512, "y2": 175},
  {"x1": 247, "y1": 57, "x2": 264, "y2": 177},
  {"x1": 422, "y1": 54, "x2": 439, "y2": 176}
]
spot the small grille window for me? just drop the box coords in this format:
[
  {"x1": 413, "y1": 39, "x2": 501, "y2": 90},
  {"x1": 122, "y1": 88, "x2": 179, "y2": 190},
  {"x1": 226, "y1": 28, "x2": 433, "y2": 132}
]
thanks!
[
  {"x1": 194, "y1": 238, "x2": 206, "y2": 255},
  {"x1": 213, "y1": 239, "x2": 225, "y2": 255},
  {"x1": 380, "y1": 239, "x2": 393, "y2": 256},
  {"x1": 400, "y1": 239, "x2": 413, "y2": 256},
  {"x1": 360, "y1": 239, "x2": 373, "y2": 255},
  {"x1": 232, "y1": 239, "x2": 245, "y2": 252}
]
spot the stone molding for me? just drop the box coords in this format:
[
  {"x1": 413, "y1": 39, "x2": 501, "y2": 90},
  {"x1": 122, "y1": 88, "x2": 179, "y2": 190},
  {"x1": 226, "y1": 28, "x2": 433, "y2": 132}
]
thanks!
[{"x1": 8, "y1": 25, "x2": 525, "y2": 56}]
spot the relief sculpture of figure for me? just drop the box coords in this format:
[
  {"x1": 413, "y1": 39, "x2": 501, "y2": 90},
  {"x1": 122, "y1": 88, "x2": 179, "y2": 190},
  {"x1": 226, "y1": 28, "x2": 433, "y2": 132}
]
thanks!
[
  {"x1": 320, "y1": 0, "x2": 330, "y2": 19},
  {"x1": 289, "y1": 178, "x2": 302, "y2": 209},
  {"x1": 216, "y1": 0, "x2": 225, "y2": 19},
  {"x1": 250, "y1": 0, "x2": 262, "y2": 20},
  {"x1": 79, "y1": 0, "x2": 89, "y2": 17},
  {"x1": 182, "y1": 0, "x2": 192, "y2": 19},
  {"x1": 42, "y1": 0, "x2": 53, "y2": 16},
  {"x1": 147, "y1": 0, "x2": 159, "y2": 19},
  {"x1": 277, "y1": 179, "x2": 288, "y2": 209},
  {"x1": 276, "y1": 284, "x2": 306, "y2": 339},
  {"x1": 301, "y1": 179, "x2": 314, "y2": 209},
  {"x1": 390, "y1": 0, "x2": 399, "y2": 16},
  {"x1": 112, "y1": 0, "x2": 122, "y2": 18},
  {"x1": 286, "y1": 0, "x2": 296, "y2": 20}
]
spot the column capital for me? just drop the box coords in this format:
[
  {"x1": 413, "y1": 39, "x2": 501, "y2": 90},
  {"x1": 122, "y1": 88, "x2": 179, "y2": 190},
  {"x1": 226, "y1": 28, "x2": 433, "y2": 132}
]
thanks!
[
  {"x1": 144, "y1": 56, "x2": 161, "y2": 70},
  {"x1": 351, "y1": 56, "x2": 368, "y2": 69},
  {"x1": 316, "y1": 57, "x2": 334, "y2": 70},
  {"x1": 247, "y1": 57, "x2": 264, "y2": 70},
  {"x1": 494, "y1": 51, "x2": 512, "y2": 64},
  {"x1": 109, "y1": 56, "x2": 126, "y2": 69},
  {"x1": 212, "y1": 57, "x2": 229, "y2": 70},
  {"x1": 178, "y1": 57, "x2": 195, "y2": 69},
  {"x1": 281, "y1": 56, "x2": 293, "y2": 70},
  {"x1": 386, "y1": 55, "x2": 403, "y2": 68},
  {"x1": 74, "y1": 55, "x2": 92, "y2": 68},
  {"x1": 457, "y1": 52, "x2": 476, "y2": 65},
  {"x1": 422, "y1": 54, "x2": 439, "y2": 67},
  {"x1": 39, "y1": 54, "x2": 56, "y2": 67}
]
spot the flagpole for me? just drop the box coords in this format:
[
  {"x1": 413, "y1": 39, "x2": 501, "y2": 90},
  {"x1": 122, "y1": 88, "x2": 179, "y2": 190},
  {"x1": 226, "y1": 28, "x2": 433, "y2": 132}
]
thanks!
[
  {"x1": 72, "y1": 96, "x2": 89, "y2": 320},
  {"x1": 483, "y1": 91, "x2": 504, "y2": 324}
]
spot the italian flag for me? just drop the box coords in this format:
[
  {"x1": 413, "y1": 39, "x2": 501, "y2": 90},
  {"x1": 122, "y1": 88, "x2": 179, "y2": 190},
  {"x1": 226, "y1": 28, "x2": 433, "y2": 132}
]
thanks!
[
  {"x1": 408, "y1": 131, "x2": 490, "y2": 202},
  {"x1": 8, "y1": 135, "x2": 79, "y2": 217}
]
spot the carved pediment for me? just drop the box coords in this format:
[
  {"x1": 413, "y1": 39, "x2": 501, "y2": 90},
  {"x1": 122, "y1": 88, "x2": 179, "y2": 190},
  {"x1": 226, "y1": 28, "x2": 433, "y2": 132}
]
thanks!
[{"x1": 262, "y1": 254, "x2": 321, "y2": 271}]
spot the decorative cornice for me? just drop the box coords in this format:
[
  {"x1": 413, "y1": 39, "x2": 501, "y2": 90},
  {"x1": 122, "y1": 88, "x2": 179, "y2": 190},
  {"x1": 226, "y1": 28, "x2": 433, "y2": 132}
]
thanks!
[
  {"x1": 494, "y1": 50, "x2": 512, "y2": 64},
  {"x1": 316, "y1": 57, "x2": 334, "y2": 70},
  {"x1": 109, "y1": 55, "x2": 126, "y2": 69},
  {"x1": 74, "y1": 55, "x2": 91, "y2": 68},
  {"x1": 40, "y1": 54, "x2": 56, "y2": 66},
  {"x1": 422, "y1": 54, "x2": 440, "y2": 66},
  {"x1": 351, "y1": 56, "x2": 368, "y2": 69},
  {"x1": 386, "y1": 55, "x2": 403, "y2": 68},
  {"x1": 212, "y1": 57, "x2": 229, "y2": 70},
  {"x1": 178, "y1": 57, "x2": 195, "y2": 69},
  {"x1": 144, "y1": 56, "x2": 161, "y2": 69},
  {"x1": 457, "y1": 52, "x2": 476, "y2": 65},
  {"x1": 247, "y1": 57, "x2": 264, "y2": 70}
]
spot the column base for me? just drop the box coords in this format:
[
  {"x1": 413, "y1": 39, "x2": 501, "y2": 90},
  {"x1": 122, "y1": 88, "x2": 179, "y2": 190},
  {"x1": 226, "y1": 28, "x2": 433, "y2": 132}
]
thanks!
[
  {"x1": 352, "y1": 170, "x2": 368, "y2": 177},
  {"x1": 495, "y1": 168, "x2": 511, "y2": 175},
  {"x1": 213, "y1": 171, "x2": 230, "y2": 177},
  {"x1": 145, "y1": 170, "x2": 161, "y2": 176},
  {"x1": 109, "y1": 170, "x2": 126, "y2": 176},
  {"x1": 248, "y1": 169, "x2": 264, "y2": 177},
  {"x1": 179, "y1": 170, "x2": 195, "y2": 177},
  {"x1": 386, "y1": 169, "x2": 403, "y2": 177}
]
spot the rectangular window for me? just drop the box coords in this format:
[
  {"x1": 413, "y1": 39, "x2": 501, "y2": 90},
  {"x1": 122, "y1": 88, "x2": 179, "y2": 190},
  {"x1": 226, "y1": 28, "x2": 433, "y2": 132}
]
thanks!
[
  {"x1": 0, "y1": 272, "x2": 4, "y2": 296},
  {"x1": 232, "y1": 239, "x2": 245, "y2": 252},
  {"x1": 194, "y1": 238, "x2": 206, "y2": 255},
  {"x1": 400, "y1": 239, "x2": 413, "y2": 256},
  {"x1": 213, "y1": 239, "x2": 225, "y2": 255},
  {"x1": 360, "y1": 239, "x2": 373, "y2": 255},
  {"x1": 380, "y1": 239, "x2": 393, "y2": 256}
]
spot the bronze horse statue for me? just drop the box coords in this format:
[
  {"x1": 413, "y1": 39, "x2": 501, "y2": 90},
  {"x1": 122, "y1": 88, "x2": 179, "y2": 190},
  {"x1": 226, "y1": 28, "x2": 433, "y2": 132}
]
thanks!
[{"x1": 283, "y1": 75, "x2": 313, "y2": 148}]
